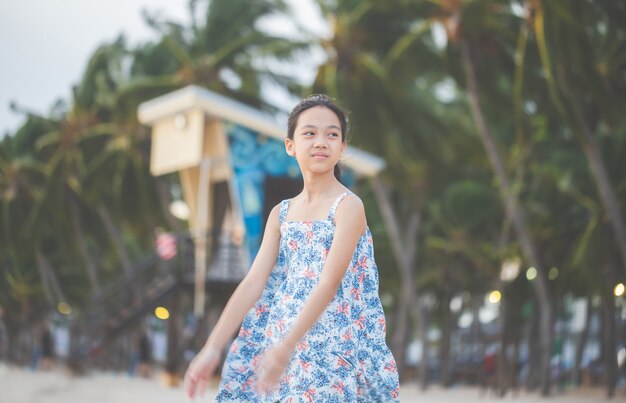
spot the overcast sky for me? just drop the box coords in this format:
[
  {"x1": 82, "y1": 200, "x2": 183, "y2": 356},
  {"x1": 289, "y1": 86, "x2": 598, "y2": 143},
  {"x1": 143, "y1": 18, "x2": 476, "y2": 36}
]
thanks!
[{"x1": 0, "y1": 0, "x2": 328, "y2": 138}]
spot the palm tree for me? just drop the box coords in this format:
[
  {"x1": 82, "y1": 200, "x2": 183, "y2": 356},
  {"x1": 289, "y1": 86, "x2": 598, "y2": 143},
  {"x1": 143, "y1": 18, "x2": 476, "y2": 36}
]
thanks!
[
  {"x1": 34, "y1": 99, "x2": 110, "y2": 293},
  {"x1": 402, "y1": 0, "x2": 555, "y2": 394},
  {"x1": 519, "y1": 3, "x2": 625, "y2": 395},
  {"x1": 125, "y1": 0, "x2": 307, "y2": 110},
  {"x1": 528, "y1": 1, "x2": 626, "y2": 272},
  {"x1": 73, "y1": 38, "x2": 166, "y2": 271},
  {"x1": 0, "y1": 118, "x2": 72, "y2": 361}
]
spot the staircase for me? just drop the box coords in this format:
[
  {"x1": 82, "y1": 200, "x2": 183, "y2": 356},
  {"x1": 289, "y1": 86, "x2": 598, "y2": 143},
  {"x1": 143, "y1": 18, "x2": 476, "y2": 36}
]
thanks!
[
  {"x1": 83, "y1": 254, "x2": 183, "y2": 357},
  {"x1": 75, "y1": 232, "x2": 247, "y2": 360}
]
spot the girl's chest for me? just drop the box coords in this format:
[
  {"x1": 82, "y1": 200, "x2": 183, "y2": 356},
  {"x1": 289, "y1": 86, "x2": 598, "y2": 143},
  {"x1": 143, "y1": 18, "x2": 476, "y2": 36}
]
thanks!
[{"x1": 280, "y1": 222, "x2": 334, "y2": 253}]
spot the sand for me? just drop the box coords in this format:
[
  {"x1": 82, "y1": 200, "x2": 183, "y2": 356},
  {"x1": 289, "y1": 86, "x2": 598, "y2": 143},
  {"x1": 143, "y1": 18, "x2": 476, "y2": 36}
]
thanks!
[{"x1": 0, "y1": 363, "x2": 608, "y2": 403}]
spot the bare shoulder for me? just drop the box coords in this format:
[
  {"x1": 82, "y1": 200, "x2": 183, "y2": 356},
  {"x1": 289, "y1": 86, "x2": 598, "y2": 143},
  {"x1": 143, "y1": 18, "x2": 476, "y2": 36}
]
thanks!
[
  {"x1": 341, "y1": 192, "x2": 365, "y2": 212},
  {"x1": 265, "y1": 203, "x2": 282, "y2": 232},
  {"x1": 269, "y1": 202, "x2": 282, "y2": 217},
  {"x1": 335, "y1": 193, "x2": 366, "y2": 230}
]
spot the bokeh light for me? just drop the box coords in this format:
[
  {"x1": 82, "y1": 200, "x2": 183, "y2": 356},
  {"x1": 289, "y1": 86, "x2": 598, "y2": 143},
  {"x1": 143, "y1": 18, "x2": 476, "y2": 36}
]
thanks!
[
  {"x1": 488, "y1": 290, "x2": 502, "y2": 304},
  {"x1": 155, "y1": 306, "x2": 170, "y2": 320},
  {"x1": 500, "y1": 258, "x2": 521, "y2": 282},
  {"x1": 57, "y1": 302, "x2": 72, "y2": 315},
  {"x1": 526, "y1": 267, "x2": 537, "y2": 281},
  {"x1": 548, "y1": 267, "x2": 559, "y2": 280},
  {"x1": 615, "y1": 283, "x2": 625, "y2": 297}
]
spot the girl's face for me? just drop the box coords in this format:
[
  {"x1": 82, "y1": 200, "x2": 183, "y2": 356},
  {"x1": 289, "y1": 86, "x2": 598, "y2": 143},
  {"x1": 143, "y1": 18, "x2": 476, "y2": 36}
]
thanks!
[{"x1": 285, "y1": 106, "x2": 346, "y2": 176}]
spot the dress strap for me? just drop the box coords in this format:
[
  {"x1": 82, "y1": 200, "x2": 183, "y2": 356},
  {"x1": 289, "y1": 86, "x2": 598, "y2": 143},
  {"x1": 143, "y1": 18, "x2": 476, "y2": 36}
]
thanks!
[
  {"x1": 328, "y1": 191, "x2": 352, "y2": 222},
  {"x1": 279, "y1": 199, "x2": 290, "y2": 224}
]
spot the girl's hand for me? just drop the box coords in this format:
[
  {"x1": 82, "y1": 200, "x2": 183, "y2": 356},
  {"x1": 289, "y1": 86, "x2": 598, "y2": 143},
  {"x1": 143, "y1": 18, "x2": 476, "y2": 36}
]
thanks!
[
  {"x1": 255, "y1": 343, "x2": 292, "y2": 393},
  {"x1": 184, "y1": 345, "x2": 221, "y2": 399}
]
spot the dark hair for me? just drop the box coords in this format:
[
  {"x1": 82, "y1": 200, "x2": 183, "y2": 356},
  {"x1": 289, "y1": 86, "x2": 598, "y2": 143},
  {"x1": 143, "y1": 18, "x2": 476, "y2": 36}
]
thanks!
[{"x1": 287, "y1": 94, "x2": 348, "y2": 182}]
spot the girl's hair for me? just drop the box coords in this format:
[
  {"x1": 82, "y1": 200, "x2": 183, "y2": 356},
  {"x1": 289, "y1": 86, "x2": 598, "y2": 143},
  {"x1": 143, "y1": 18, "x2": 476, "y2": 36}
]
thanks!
[{"x1": 287, "y1": 94, "x2": 348, "y2": 182}]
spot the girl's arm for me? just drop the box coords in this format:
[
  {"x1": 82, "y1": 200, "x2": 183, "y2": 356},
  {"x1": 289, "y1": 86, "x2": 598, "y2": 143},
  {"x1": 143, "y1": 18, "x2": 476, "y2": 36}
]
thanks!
[
  {"x1": 184, "y1": 204, "x2": 281, "y2": 398},
  {"x1": 257, "y1": 194, "x2": 366, "y2": 391},
  {"x1": 202, "y1": 203, "x2": 282, "y2": 350}
]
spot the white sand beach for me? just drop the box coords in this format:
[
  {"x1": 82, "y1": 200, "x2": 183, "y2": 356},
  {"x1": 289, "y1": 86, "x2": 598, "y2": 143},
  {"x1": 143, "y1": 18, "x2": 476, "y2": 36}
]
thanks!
[{"x1": 0, "y1": 363, "x2": 608, "y2": 403}]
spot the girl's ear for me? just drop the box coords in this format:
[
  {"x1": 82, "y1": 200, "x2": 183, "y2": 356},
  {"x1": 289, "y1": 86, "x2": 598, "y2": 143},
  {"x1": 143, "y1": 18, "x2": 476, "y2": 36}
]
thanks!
[{"x1": 285, "y1": 138, "x2": 295, "y2": 156}]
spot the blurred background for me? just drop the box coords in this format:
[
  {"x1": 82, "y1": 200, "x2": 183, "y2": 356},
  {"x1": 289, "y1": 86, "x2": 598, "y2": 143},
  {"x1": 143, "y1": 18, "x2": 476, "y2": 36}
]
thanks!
[{"x1": 1, "y1": 0, "x2": 625, "y2": 401}]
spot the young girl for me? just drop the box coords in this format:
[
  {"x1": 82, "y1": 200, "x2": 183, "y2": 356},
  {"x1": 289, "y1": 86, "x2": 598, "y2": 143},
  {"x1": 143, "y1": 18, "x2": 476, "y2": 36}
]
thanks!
[{"x1": 184, "y1": 95, "x2": 400, "y2": 402}]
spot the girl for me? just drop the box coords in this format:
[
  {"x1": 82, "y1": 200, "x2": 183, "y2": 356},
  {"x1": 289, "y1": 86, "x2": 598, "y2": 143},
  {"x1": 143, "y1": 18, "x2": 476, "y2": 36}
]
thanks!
[{"x1": 184, "y1": 94, "x2": 400, "y2": 402}]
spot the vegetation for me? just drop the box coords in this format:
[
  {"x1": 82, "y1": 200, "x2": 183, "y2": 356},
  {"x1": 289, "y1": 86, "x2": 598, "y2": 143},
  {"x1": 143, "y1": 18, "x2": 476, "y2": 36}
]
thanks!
[{"x1": 1, "y1": 0, "x2": 624, "y2": 398}]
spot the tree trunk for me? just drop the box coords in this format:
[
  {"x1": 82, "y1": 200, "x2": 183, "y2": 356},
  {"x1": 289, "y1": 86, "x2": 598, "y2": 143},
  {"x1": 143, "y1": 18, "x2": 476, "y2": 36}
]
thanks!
[
  {"x1": 0, "y1": 314, "x2": 8, "y2": 361},
  {"x1": 439, "y1": 277, "x2": 453, "y2": 387},
  {"x1": 557, "y1": 71, "x2": 626, "y2": 269},
  {"x1": 97, "y1": 205, "x2": 133, "y2": 276},
  {"x1": 35, "y1": 249, "x2": 55, "y2": 305},
  {"x1": 510, "y1": 332, "x2": 521, "y2": 393},
  {"x1": 165, "y1": 295, "x2": 182, "y2": 379},
  {"x1": 419, "y1": 296, "x2": 431, "y2": 390},
  {"x1": 461, "y1": 40, "x2": 553, "y2": 396},
  {"x1": 35, "y1": 247, "x2": 67, "y2": 304},
  {"x1": 573, "y1": 295, "x2": 592, "y2": 386},
  {"x1": 497, "y1": 293, "x2": 509, "y2": 396},
  {"x1": 601, "y1": 267, "x2": 618, "y2": 398},
  {"x1": 68, "y1": 192, "x2": 100, "y2": 293},
  {"x1": 580, "y1": 134, "x2": 626, "y2": 268},
  {"x1": 470, "y1": 296, "x2": 485, "y2": 388},
  {"x1": 370, "y1": 176, "x2": 420, "y2": 378},
  {"x1": 525, "y1": 304, "x2": 541, "y2": 390}
]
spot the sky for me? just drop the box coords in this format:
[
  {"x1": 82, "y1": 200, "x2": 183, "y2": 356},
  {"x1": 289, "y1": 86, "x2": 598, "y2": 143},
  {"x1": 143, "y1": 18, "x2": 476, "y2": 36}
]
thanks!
[{"x1": 0, "y1": 0, "x2": 328, "y2": 138}]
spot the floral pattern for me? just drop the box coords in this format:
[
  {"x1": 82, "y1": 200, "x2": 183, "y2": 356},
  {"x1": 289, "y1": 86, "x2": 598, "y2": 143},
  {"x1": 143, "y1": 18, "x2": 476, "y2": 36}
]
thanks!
[{"x1": 215, "y1": 192, "x2": 400, "y2": 402}]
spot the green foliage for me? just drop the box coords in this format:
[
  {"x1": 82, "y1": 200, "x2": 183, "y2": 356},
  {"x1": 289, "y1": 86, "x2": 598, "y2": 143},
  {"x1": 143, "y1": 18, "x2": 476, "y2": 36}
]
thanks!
[
  {"x1": 1, "y1": 0, "x2": 305, "y2": 324},
  {"x1": 443, "y1": 180, "x2": 499, "y2": 231},
  {"x1": 1, "y1": 0, "x2": 624, "y2": 360}
]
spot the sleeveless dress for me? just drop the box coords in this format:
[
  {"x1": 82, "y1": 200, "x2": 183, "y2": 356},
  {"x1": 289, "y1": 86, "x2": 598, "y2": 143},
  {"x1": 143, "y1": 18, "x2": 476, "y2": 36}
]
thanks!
[{"x1": 215, "y1": 191, "x2": 400, "y2": 402}]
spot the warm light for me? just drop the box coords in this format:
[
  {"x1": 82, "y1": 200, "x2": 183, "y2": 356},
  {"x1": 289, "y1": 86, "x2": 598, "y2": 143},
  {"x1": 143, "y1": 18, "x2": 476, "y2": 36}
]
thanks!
[
  {"x1": 57, "y1": 302, "x2": 72, "y2": 315},
  {"x1": 169, "y1": 200, "x2": 190, "y2": 220},
  {"x1": 500, "y1": 258, "x2": 521, "y2": 282},
  {"x1": 155, "y1": 306, "x2": 170, "y2": 320},
  {"x1": 526, "y1": 267, "x2": 537, "y2": 281},
  {"x1": 488, "y1": 290, "x2": 502, "y2": 304},
  {"x1": 548, "y1": 267, "x2": 559, "y2": 280},
  {"x1": 615, "y1": 283, "x2": 625, "y2": 297}
]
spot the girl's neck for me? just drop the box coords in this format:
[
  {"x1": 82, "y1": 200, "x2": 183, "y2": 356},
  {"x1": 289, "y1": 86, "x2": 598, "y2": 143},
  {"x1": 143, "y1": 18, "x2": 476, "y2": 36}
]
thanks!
[{"x1": 299, "y1": 172, "x2": 343, "y2": 203}]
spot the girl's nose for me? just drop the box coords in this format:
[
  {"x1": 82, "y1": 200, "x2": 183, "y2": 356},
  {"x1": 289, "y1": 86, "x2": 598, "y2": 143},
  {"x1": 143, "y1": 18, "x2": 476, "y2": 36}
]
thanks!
[{"x1": 313, "y1": 135, "x2": 327, "y2": 148}]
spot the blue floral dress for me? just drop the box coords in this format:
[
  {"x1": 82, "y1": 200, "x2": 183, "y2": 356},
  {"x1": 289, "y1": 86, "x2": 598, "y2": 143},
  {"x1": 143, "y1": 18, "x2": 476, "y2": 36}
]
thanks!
[{"x1": 215, "y1": 191, "x2": 400, "y2": 402}]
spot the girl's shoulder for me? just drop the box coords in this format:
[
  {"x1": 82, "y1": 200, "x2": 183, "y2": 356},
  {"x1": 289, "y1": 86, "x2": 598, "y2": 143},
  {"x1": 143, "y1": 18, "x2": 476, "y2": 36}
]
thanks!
[
  {"x1": 264, "y1": 202, "x2": 284, "y2": 230},
  {"x1": 337, "y1": 190, "x2": 364, "y2": 209},
  {"x1": 333, "y1": 190, "x2": 367, "y2": 231},
  {"x1": 336, "y1": 192, "x2": 364, "y2": 212}
]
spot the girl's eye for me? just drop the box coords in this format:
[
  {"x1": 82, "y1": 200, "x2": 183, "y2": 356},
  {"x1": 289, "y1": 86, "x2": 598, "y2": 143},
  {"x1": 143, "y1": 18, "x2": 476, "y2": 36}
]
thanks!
[
  {"x1": 303, "y1": 131, "x2": 315, "y2": 136},
  {"x1": 328, "y1": 132, "x2": 339, "y2": 138}
]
